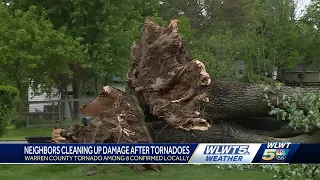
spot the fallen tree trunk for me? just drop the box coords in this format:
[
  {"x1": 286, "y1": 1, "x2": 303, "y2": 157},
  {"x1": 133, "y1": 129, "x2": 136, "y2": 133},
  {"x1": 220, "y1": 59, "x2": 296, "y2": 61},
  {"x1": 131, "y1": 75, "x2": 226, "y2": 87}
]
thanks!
[
  {"x1": 61, "y1": 86, "x2": 320, "y2": 147},
  {"x1": 61, "y1": 86, "x2": 320, "y2": 146},
  {"x1": 147, "y1": 121, "x2": 320, "y2": 143},
  {"x1": 63, "y1": 84, "x2": 320, "y2": 145},
  {"x1": 200, "y1": 81, "x2": 319, "y2": 120}
]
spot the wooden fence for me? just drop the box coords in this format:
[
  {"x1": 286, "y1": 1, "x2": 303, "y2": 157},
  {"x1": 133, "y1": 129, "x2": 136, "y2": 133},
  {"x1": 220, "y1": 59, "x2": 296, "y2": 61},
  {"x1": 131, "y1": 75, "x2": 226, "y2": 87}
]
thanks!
[
  {"x1": 285, "y1": 81, "x2": 320, "y2": 87},
  {"x1": 20, "y1": 99, "x2": 82, "y2": 125}
]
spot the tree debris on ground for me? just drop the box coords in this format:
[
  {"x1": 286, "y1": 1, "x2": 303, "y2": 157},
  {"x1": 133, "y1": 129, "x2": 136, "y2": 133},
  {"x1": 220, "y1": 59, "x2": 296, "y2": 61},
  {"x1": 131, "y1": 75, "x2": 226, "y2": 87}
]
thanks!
[{"x1": 61, "y1": 86, "x2": 160, "y2": 172}]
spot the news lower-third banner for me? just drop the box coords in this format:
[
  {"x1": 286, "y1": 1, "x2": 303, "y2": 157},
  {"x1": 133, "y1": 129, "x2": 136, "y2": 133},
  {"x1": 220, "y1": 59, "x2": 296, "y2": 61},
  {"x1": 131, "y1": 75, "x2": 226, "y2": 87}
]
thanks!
[{"x1": 0, "y1": 143, "x2": 319, "y2": 164}]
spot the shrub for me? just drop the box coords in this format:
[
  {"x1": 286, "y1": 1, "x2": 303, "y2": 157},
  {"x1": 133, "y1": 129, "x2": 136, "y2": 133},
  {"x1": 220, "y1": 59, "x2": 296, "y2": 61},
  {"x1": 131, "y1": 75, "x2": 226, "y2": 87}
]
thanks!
[
  {"x1": 0, "y1": 85, "x2": 19, "y2": 136},
  {"x1": 14, "y1": 119, "x2": 26, "y2": 129},
  {"x1": 215, "y1": 164, "x2": 320, "y2": 180}
]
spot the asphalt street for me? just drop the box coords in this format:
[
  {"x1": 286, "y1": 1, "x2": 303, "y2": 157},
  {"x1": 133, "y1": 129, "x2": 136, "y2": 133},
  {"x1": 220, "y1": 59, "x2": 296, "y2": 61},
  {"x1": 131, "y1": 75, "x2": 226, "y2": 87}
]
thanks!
[{"x1": 0, "y1": 141, "x2": 27, "y2": 143}]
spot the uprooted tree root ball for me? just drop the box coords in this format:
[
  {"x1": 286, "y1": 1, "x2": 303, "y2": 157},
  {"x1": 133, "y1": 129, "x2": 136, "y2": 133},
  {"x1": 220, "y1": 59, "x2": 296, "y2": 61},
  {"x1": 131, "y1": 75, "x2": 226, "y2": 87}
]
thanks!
[
  {"x1": 127, "y1": 17, "x2": 212, "y2": 131},
  {"x1": 62, "y1": 94, "x2": 153, "y2": 144}
]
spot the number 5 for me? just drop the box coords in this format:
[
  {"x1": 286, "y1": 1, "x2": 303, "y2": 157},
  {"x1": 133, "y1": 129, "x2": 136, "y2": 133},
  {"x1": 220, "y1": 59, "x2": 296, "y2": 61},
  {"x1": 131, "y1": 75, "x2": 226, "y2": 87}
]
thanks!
[{"x1": 262, "y1": 149, "x2": 276, "y2": 161}]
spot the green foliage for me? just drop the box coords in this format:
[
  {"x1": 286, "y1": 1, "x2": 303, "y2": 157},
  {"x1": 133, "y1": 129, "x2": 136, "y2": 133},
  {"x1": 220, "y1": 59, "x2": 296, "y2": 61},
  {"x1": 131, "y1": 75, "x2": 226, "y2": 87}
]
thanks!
[
  {"x1": 300, "y1": 0, "x2": 320, "y2": 70},
  {"x1": 0, "y1": 85, "x2": 19, "y2": 136},
  {"x1": 151, "y1": 12, "x2": 168, "y2": 27},
  {"x1": 261, "y1": 84, "x2": 320, "y2": 132},
  {"x1": 159, "y1": 0, "x2": 205, "y2": 30},
  {"x1": 270, "y1": 164, "x2": 320, "y2": 180},
  {"x1": 305, "y1": 0, "x2": 320, "y2": 30},
  {"x1": 192, "y1": 30, "x2": 242, "y2": 80},
  {"x1": 216, "y1": 164, "x2": 320, "y2": 180},
  {"x1": 0, "y1": 4, "x2": 85, "y2": 95},
  {"x1": 158, "y1": 0, "x2": 304, "y2": 81},
  {"x1": 258, "y1": 80, "x2": 320, "y2": 179},
  {"x1": 238, "y1": 0, "x2": 302, "y2": 79},
  {"x1": 13, "y1": 119, "x2": 26, "y2": 129},
  {"x1": 8, "y1": 0, "x2": 160, "y2": 91},
  {"x1": 177, "y1": 16, "x2": 195, "y2": 43},
  {"x1": 271, "y1": 92, "x2": 320, "y2": 132}
]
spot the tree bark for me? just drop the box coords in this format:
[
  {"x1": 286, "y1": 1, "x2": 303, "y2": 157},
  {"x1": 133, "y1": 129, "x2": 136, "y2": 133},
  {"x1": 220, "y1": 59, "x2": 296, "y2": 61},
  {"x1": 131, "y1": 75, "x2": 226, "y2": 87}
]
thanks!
[
  {"x1": 64, "y1": 87, "x2": 75, "y2": 120},
  {"x1": 70, "y1": 63, "x2": 83, "y2": 120},
  {"x1": 147, "y1": 121, "x2": 320, "y2": 143},
  {"x1": 201, "y1": 80, "x2": 319, "y2": 120},
  {"x1": 72, "y1": 78, "x2": 81, "y2": 120}
]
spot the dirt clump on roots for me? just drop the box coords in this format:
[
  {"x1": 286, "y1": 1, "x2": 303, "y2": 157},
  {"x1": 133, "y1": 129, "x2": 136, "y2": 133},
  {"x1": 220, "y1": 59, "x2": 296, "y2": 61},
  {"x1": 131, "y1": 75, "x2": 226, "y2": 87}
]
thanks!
[
  {"x1": 127, "y1": 17, "x2": 212, "y2": 131},
  {"x1": 61, "y1": 86, "x2": 161, "y2": 172}
]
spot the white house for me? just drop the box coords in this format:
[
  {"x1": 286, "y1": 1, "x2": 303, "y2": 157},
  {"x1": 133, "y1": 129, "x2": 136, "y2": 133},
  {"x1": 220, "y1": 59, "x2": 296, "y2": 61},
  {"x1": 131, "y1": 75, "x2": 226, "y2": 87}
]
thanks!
[
  {"x1": 27, "y1": 79, "x2": 126, "y2": 120},
  {"x1": 28, "y1": 85, "x2": 61, "y2": 113},
  {"x1": 283, "y1": 71, "x2": 320, "y2": 87}
]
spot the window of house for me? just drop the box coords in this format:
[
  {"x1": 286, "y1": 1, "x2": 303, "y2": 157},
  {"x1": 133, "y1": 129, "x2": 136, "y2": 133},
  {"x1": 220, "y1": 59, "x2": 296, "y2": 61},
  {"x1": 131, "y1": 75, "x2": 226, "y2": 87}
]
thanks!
[{"x1": 298, "y1": 74, "x2": 303, "y2": 79}]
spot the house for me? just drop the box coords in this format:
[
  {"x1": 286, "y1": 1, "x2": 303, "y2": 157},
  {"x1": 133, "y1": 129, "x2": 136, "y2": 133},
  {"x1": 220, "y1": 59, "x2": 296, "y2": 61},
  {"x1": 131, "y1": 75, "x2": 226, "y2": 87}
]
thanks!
[
  {"x1": 234, "y1": 60, "x2": 319, "y2": 87},
  {"x1": 27, "y1": 77, "x2": 126, "y2": 121},
  {"x1": 281, "y1": 63, "x2": 320, "y2": 87},
  {"x1": 28, "y1": 85, "x2": 60, "y2": 113},
  {"x1": 282, "y1": 71, "x2": 320, "y2": 87}
]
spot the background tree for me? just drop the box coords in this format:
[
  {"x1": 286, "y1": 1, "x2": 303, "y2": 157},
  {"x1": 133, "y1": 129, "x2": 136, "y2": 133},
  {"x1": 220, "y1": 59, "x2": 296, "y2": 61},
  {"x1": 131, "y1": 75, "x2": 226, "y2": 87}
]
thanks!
[
  {"x1": 0, "y1": 4, "x2": 85, "y2": 114},
  {"x1": 0, "y1": 85, "x2": 19, "y2": 136},
  {"x1": 7, "y1": 0, "x2": 160, "y2": 119},
  {"x1": 301, "y1": 0, "x2": 320, "y2": 71}
]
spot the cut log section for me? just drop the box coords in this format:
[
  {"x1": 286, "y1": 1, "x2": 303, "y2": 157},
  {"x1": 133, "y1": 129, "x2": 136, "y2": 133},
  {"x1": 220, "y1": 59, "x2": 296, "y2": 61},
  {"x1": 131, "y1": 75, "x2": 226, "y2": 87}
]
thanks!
[{"x1": 80, "y1": 86, "x2": 123, "y2": 116}]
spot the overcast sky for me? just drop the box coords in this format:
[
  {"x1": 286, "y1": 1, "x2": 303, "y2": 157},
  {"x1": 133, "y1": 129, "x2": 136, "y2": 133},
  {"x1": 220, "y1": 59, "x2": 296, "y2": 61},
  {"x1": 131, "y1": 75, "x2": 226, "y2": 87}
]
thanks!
[{"x1": 296, "y1": 0, "x2": 311, "y2": 17}]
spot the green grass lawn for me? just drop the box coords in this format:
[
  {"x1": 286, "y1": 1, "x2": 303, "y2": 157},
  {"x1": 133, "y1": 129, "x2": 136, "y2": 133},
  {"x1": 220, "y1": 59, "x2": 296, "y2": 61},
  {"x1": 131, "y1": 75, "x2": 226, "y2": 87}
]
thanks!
[
  {"x1": 0, "y1": 164, "x2": 274, "y2": 180},
  {"x1": 0, "y1": 126, "x2": 52, "y2": 140},
  {"x1": 0, "y1": 121, "x2": 80, "y2": 141}
]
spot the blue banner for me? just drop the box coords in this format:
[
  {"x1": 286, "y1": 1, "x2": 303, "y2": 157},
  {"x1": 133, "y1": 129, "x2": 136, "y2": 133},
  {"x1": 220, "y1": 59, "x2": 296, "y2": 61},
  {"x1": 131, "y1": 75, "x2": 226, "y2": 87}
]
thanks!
[
  {"x1": 0, "y1": 143, "x2": 197, "y2": 164},
  {"x1": 252, "y1": 143, "x2": 320, "y2": 164},
  {"x1": 0, "y1": 143, "x2": 319, "y2": 164}
]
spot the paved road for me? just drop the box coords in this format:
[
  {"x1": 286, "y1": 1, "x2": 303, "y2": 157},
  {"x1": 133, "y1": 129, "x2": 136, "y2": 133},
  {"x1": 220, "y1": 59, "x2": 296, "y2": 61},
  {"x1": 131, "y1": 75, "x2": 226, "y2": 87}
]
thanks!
[{"x1": 0, "y1": 141, "x2": 27, "y2": 144}]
